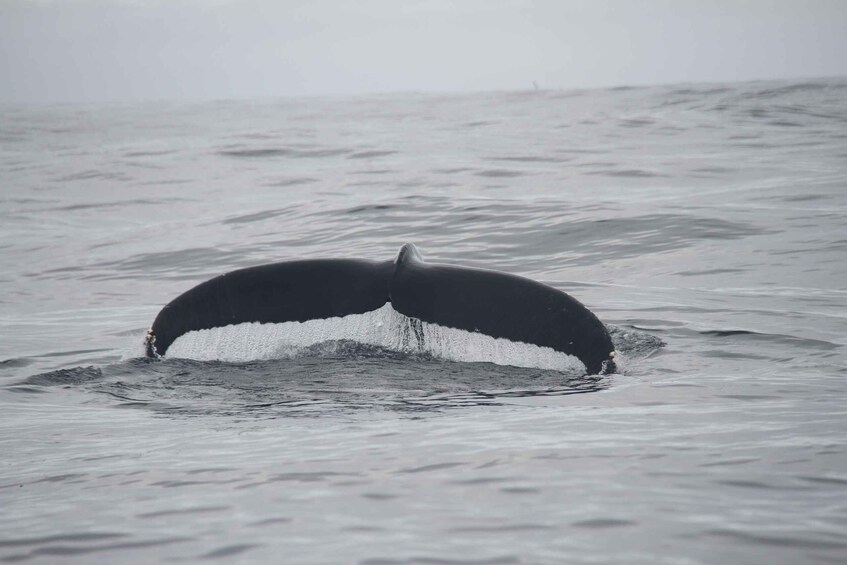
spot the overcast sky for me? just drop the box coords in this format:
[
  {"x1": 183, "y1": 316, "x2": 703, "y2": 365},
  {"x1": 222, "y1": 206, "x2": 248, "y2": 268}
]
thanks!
[{"x1": 2, "y1": 0, "x2": 846, "y2": 104}]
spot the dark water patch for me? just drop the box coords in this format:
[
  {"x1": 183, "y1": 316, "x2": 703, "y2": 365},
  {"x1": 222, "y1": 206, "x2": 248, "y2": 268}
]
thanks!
[
  {"x1": 51, "y1": 199, "x2": 162, "y2": 212},
  {"x1": 0, "y1": 533, "x2": 126, "y2": 548},
  {"x1": 186, "y1": 467, "x2": 239, "y2": 475},
  {"x1": 139, "y1": 178, "x2": 191, "y2": 186},
  {"x1": 798, "y1": 475, "x2": 847, "y2": 487},
  {"x1": 348, "y1": 150, "x2": 397, "y2": 159},
  {"x1": 783, "y1": 193, "x2": 829, "y2": 203},
  {"x1": 0, "y1": 131, "x2": 29, "y2": 143},
  {"x1": 700, "y1": 457, "x2": 761, "y2": 467},
  {"x1": 344, "y1": 178, "x2": 395, "y2": 188},
  {"x1": 248, "y1": 517, "x2": 292, "y2": 527},
  {"x1": 223, "y1": 208, "x2": 296, "y2": 225},
  {"x1": 487, "y1": 155, "x2": 571, "y2": 164},
  {"x1": 0, "y1": 358, "x2": 33, "y2": 369},
  {"x1": 658, "y1": 96, "x2": 697, "y2": 108},
  {"x1": 585, "y1": 168, "x2": 667, "y2": 178},
  {"x1": 270, "y1": 471, "x2": 357, "y2": 483},
  {"x1": 349, "y1": 169, "x2": 395, "y2": 176},
  {"x1": 449, "y1": 524, "x2": 554, "y2": 533},
  {"x1": 346, "y1": 204, "x2": 396, "y2": 214},
  {"x1": 361, "y1": 493, "x2": 399, "y2": 500},
  {"x1": 769, "y1": 120, "x2": 804, "y2": 127},
  {"x1": 219, "y1": 148, "x2": 288, "y2": 158},
  {"x1": 474, "y1": 169, "x2": 526, "y2": 178},
  {"x1": 701, "y1": 528, "x2": 847, "y2": 550},
  {"x1": 200, "y1": 544, "x2": 260, "y2": 559},
  {"x1": 2, "y1": 385, "x2": 47, "y2": 394},
  {"x1": 398, "y1": 462, "x2": 464, "y2": 474},
  {"x1": 690, "y1": 166, "x2": 737, "y2": 175},
  {"x1": 752, "y1": 81, "x2": 835, "y2": 98},
  {"x1": 263, "y1": 177, "x2": 317, "y2": 187},
  {"x1": 772, "y1": 103, "x2": 847, "y2": 122},
  {"x1": 137, "y1": 506, "x2": 229, "y2": 519},
  {"x1": 715, "y1": 479, "x2": 794, "y2": 490},
  {"x1": 80, "y1": 454, "x2": 124, "y2": 463},
  {"x1": 123, "y1": 149, "x2": 175, "y2": 158},
  {"x1": 219, "y1": 147, "x2": 350, "y2": 159},
  {"x1": 449, "y1": 477, "x2": 511, "y2": 485},
  {"x1": 570, "y1": 518, "x2": 635, "y2": 529},
  {"x1": 432, "y1": 167, "x2": 473, "y2": 174},
  {"x1": 668, "y1": 86, "x2": 732, "y2": 96},
  {"x1": 730, "y1": 141, "x2": 777, "y2": 149},
  {"x1": 701, "y1": 350, "x2": 773, "y2": 361},
  {"x1": 231, "y1": 132, "x2": 278, "y2": 141},
  {"x1": 407, "y1": 380, "x2": 608, "y2": 404},
  {"x1": 20, "y1": 365, "x2": 104, "y2": 386},
  {"x1": 1, "y1": 536, "x2": 189, "y2": 561},
  {"x1": 344, "y1": 526, "x2": 385, "y2": 534},
  {"x1": 0, "y1": 197, "x2": 56, "y2": 205},
  {"x1": 57, "y1": 170, "x2": 130, "y2": 182},
  {"x1": 395, "y1": 178, "x2": 427, "y2": 189},
  {"x1": 746, "y1": 107, "x2": 769, "y2": 119},
  {"x1": 149, "y1": 479, "x2": 237, "y2": 488},
  {"x1": 699, "y1": 329, "x2": 840, "y2": 351},
  {"x1": 31, "y1": 473, "x2": 87, "y2": 485},
  {"x1": 499, "y1": 487, "x2": 540, "y2": 494},
  {"x1": 716, "y1": 394, "x2": 782, "y2": 401},
  {"x1": 678, "y1": 267, "x2": 746, "y2": 276},
  {"x1": 464, "y1": 120, "x2": 496, "y2": 128},
  {"x1": 619, "y1": 118, "x2": 655, "y2": 128},
  {"x1": 576, "y1": 161, "x2": 616, "y2": 168},
  {"x1": 557, "y1": 147, "x2": 604, "y2": 154},
  {"x1": 790, "y1": 139, "x2": 827, "y2": 148}
]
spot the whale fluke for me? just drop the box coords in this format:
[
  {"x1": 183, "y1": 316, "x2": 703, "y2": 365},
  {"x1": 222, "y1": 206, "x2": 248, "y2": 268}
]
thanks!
[{"x1": 146, "y1": 243, "x2": 616, "y2": 374}]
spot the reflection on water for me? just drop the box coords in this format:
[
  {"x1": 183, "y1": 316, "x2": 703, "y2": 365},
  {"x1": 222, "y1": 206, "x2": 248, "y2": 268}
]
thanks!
[
  {"x1": 16, "y1": 355, "x2": 612, "y2": 417},
  {"x1": 14, "y1": 323, "x2": 662, "y2": 416}
]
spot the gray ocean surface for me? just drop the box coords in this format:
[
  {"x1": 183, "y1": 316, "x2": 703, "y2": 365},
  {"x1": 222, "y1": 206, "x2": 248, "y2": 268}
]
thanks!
[{"x1": 1, "y1": 78, "x2": 846, "y2": 564}]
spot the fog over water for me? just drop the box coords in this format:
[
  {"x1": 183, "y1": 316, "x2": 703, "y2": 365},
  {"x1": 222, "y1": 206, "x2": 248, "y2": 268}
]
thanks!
[{"x1": 2, "y1": 0, "x2": 847, "y2": 104}]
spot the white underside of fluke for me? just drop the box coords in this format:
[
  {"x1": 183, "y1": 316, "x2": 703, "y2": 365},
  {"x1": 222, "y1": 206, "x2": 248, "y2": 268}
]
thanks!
[{"x1": 166, "y1": 303, "x2": 586, "y2": 373}]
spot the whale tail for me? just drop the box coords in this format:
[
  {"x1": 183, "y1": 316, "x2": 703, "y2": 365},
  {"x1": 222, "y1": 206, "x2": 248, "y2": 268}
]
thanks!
[
  {"x1": 147, "y1": 244, "x2": 616, "y2": 374},
  {"x1": 390, "y1": 244, "x2": 615, "y2": 374}
]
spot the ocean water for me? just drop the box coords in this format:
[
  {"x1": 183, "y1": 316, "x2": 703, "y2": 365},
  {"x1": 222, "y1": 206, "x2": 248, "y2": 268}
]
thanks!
[{"x1": 1, "y1": 78, "x2": 846, "y2": 564}]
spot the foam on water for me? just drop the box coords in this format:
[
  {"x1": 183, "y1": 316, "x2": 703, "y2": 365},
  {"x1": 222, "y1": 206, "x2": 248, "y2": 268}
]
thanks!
[{"x1": 165, "y1": 303, "x2": 587, "y2": 373}]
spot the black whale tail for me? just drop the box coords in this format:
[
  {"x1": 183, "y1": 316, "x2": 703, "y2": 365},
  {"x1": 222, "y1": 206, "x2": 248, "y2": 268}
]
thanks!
[
  {"x1": 146, "y1": 243, "x2": 616, "y2": 374},
  {"x1": 391, "y1": 243, "x2": 615, "y2": 374}
]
